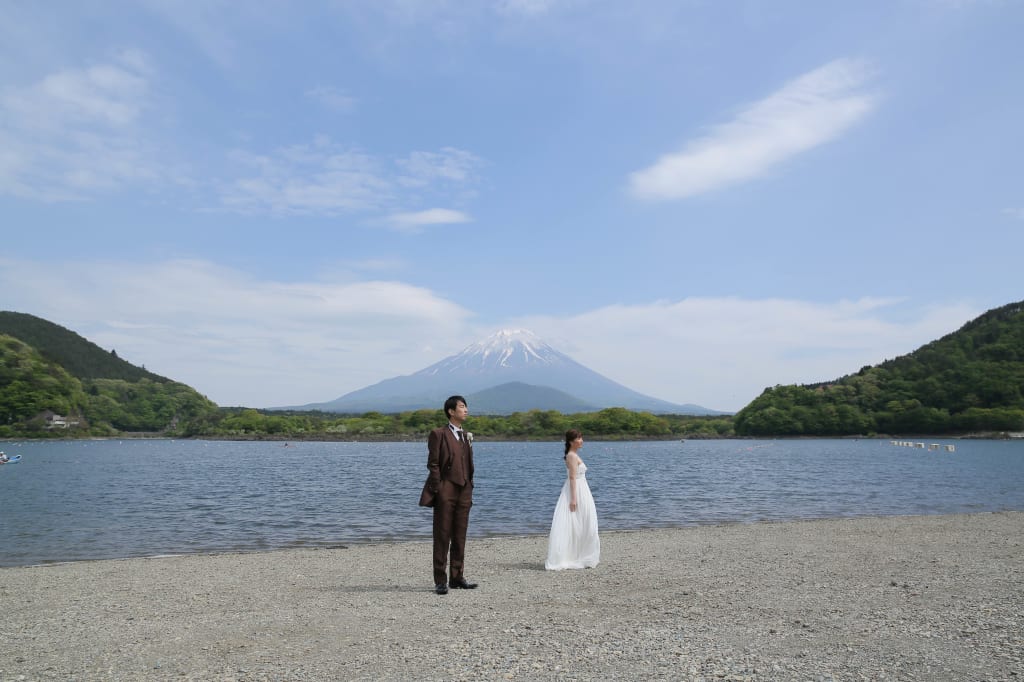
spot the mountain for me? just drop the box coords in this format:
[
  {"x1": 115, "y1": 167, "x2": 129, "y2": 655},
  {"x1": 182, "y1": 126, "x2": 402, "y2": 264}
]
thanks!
[
  {"x1": 287, "y1": 329, "x2": 723, "y2": 415},
  {"x1": 733, "y1": 300, "x2": 1024, "y2": 436}
]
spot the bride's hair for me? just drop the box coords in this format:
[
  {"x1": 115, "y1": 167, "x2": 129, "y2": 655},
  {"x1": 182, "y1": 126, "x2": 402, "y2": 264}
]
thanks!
[{"x1": 564, "y1": 429, "x2": 582, "y2": 457}]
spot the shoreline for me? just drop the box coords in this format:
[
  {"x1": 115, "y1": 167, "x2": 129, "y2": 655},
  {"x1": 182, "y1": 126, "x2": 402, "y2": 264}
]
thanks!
[
  {"x1": 2, "y1": 512, "x2": 1021, "y2": 681},
  {"x1": 7, "y1": 506, "x2": 1020, "y2": 570},
  {"x1": 4, "y1": 432, "x2": 1023, "y2": 444}
]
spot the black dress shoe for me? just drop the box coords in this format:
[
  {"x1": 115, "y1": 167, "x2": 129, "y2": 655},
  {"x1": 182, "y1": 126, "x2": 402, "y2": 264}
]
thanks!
[
  {"x1": 449, "y1": 578, "x2": 478, "y2": 589},
  {"x1": 435, "y1": 583, "x2": 448, "y2": 595}
]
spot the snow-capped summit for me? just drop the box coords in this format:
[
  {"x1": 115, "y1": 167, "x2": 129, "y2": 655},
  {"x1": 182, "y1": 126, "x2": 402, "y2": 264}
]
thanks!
[
  {"x1": 424, "y1": 329, "x2": 564, "y2": 374},
  {"x1": 467, "y1": 329, "x2": 553, "y2": 366}
]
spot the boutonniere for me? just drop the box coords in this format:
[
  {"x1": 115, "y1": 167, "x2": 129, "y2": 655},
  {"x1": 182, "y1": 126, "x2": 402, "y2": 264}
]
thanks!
[{"x1": 466, "y1": 432, "x2": 474, "y2": 444}]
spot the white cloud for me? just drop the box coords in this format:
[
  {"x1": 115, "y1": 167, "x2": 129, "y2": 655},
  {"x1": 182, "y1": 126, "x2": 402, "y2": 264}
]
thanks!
[
  {"x1": 3, "y1": 49, "x2": 151, "y2": 130},
  {"x1": 513, "y1": 296, "x2": 980, "y2": 412},
  {"x1": 629, "y1": 58, "x2": 878, "y2": 201},
  {"x1": 1003, "y1": 208, "x2": 1024, "y2": 220},
  {"x1": 385, "y1": 208, "x2": 472, "y2": 231},
  {"x1": 0, "y1": 51, "x2": 162, "y2": 200},
  {"x1": 0, "y1": 257, "x2": 474, "y2": 408}
]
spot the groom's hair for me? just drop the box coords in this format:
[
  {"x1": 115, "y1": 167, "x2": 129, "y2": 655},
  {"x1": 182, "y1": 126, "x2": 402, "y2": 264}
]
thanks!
[{"x1": 444, "y1": 395, "x2": 467, "y2": 419}]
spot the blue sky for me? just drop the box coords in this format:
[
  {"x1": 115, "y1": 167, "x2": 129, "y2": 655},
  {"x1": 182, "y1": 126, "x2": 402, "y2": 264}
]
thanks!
[{"x1": 1, "y1": 0, "x2": 1021, "y2": 412}]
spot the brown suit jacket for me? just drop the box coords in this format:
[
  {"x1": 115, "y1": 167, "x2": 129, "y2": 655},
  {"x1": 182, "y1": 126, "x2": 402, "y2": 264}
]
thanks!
[{"x1": 426, "y1": 425, "x2": 474, "y2": 493}]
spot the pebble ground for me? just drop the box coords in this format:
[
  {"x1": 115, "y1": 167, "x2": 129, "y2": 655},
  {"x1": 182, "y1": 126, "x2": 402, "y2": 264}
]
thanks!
[{"x1": 1, "y1": 512, "x2": 1021, "y2": 681}]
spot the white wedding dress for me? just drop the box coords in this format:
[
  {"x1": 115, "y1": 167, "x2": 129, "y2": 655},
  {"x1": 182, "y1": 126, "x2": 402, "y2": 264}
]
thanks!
[{"x1": 545, "y1": 460, "x2": 600, "y2": 570}]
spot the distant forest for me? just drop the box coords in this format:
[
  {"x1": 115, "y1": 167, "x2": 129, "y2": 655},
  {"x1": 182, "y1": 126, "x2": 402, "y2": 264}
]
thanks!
[
  {"x1": 2, "y1": 301, "x2": 1023, "y2": 440},
  {"x1": 188, "y1": 406, "x2": 733, "y2": 441}
]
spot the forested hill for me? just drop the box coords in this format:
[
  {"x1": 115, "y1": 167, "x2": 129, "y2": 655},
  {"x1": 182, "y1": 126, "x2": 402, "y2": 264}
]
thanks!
[
  {"x1": 733, "y1": 300, "x2": 1024, "y2": 436},
  {"x1": 0, "y1": 311, "x2": 167, "y2": 382},
  {"x1": 0, "y1": 312, "x2": 217, "y2": 438}
]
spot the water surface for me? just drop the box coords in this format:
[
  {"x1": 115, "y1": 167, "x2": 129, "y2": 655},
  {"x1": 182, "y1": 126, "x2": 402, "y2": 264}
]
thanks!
[{"x1": 0, "y1": 438, "x2": 1020, "y2": 567}]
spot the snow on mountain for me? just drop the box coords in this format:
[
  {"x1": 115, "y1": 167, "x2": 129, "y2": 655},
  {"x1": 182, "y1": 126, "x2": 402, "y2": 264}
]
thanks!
[
  {"x1": 417, "y1": 329, "x2": 566, "y2": 376},
  {"x1": 282, "y1": 329, "x2": 723, "y2": 415}
]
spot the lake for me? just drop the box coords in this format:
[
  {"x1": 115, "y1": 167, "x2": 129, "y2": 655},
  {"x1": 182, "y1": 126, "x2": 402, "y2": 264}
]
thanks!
[{"x1": 0, "y1": 438, "x2": 1021, "y2": 568}]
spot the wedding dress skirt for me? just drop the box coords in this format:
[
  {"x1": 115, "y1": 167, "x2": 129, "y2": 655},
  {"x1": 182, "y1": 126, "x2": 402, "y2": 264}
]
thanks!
[{"x1": 545, "y1": 461, "x2": 600, "y2": 570}]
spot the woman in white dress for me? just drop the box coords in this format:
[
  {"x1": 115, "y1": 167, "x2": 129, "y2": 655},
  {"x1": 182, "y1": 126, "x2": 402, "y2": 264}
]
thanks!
[{"x1": 545, "y1": 429, "x2": 600, "y2": 570}]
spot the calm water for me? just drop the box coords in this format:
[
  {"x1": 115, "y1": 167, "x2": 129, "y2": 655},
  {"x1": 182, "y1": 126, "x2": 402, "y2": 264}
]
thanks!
[{"x1": 0, "y1": 438, "x2": 1021, "y2": 567}]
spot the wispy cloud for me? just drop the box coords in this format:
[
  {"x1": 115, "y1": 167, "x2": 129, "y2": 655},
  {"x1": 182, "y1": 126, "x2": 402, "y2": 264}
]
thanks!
[
  {"x1": 306, "y1": 85, "x2": 357, "y2": 113},
  {"x1": 0, "y1": 50, "x2": 164, "y2": 200},
  {"x1": 221, "y1": 138, "x2": 390, "y2": 215},
  {"x1": 495, "y1": 0, "x2": 567, "y2": 16},
  {"x1": 138, "y1": 0, "x2": 253, "y2": 71},
  {"x1": 220, "y1": 140, "x2": 483, "y2": 218},
  {"x1": 395, "y1": 147, "x2": 484, "y2": 187},
  {"x1": 1003, "y1": 207, "x2": 1024, "y2": 220},
  {"x1": 7, "y1": 52, "x2": 150, "y2": 129},
  {"x1": 0, "y1": 47, "x2": 485, "y2": 222},
  {"x1": 629, "y1": 58, "x2": 878, "y2": 201},
  {"x1": 385, "y1": 208, "x2": 472, "y2": 232}
]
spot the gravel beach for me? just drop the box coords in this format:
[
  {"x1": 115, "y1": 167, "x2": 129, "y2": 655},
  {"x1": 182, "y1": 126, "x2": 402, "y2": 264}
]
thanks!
[{"x1": 1, "y1": 512, "x2": 1021, "y2": 681}]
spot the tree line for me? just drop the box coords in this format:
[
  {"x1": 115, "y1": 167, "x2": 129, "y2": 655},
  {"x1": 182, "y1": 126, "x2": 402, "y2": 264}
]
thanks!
[{"x1": 183, "y1": 406, "x2": 735, "y2": 440}]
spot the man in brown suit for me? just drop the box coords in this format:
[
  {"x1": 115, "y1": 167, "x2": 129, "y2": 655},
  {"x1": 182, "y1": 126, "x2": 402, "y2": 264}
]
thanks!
[{"x1": 427, "y1": 395, "x2": 477, "y2": 595}]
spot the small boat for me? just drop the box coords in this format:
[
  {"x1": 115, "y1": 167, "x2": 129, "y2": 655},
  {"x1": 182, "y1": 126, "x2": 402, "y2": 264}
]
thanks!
[{"x1": 0, "y1": 454, "x2": 21, "y2": 465}]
